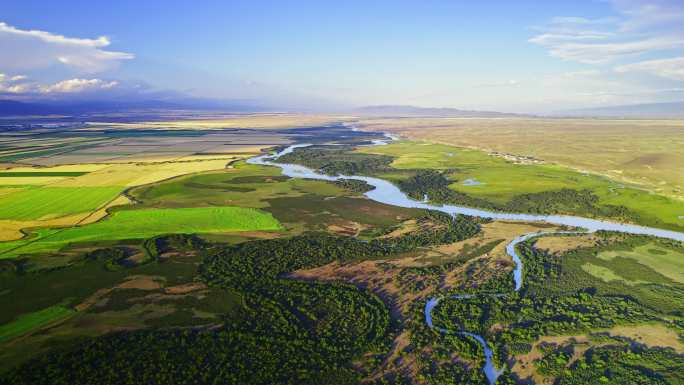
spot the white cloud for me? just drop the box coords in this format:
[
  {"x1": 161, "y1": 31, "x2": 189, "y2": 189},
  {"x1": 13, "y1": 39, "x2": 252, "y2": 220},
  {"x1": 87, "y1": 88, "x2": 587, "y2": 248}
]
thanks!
[
  {"x1": 0, "y1": 74, "x2": 119, "y2": 94},
  {"x1": 0, "y1": 72, "x2": 32, "y2": 93},
  {"x1": 612, "y1": 0, "x2": 684, "y2": 31},
  {"x1": 529, "y1": 1, "x2": 684, "y2": 64},
  {"x1": 615, "y1": 57, "x2": 684, "y2": 80},
  {"x1": 528, "y1": 32, "x2": 614, "y2": 46},
  {"x1": 40, "y1": 78, "x2": 119, "y2": 93},
  {"x1": 542, "y1": 37, "x2": 684, "y2": 64},
  {"x1": 0, "y1": 22, "x2": 133, "y2": 73}
]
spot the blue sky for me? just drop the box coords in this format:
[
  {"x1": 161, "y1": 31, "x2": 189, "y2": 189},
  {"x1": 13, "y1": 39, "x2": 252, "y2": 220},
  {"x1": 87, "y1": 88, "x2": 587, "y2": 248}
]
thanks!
[{"x1": 1, "y1": 0, "x2": 683, "y2": 112}]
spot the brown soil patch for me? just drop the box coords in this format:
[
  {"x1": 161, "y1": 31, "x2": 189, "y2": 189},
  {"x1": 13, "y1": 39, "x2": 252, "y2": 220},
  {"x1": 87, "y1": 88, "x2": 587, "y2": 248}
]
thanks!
[
  {"x1": 512, "y1": 323, "x2": 682, "y2": 383},
  {"x1": 362, "y1": 329, "x2": 424, "y2": 383},
  {"x1": 230, "y1": 231, "x2": 282, "y2": 239},
  {"x1": 117, "y1": 277, "x2": 163, "y2": 290},
  {"x1": 534, "y1": 234, "x2": 601, "y2": 255},
  {"x1": 327, "y1": 221, "x2": 366, "y2": 237},
  {"x1": 74, "y1": 275, "x2": 165, "y2": 312},
  {"x1": 164, "y1": 282, "x2": 207, "y2": 295},
  {"x1": 378, "y1": 219, "x2": 418, "y2": 239},
  {"x1": 75, "y1": 288, "x2": 113, "y2": 312},
  {"x1": 291, "y1": 257, "x2": 434, "y2": 321},
  {"x1": 609, "y1": 324, "x2": 684, "y2": 353},
  {"x1": 511, "y1": 335, "x2": 589, "y2": 384}
]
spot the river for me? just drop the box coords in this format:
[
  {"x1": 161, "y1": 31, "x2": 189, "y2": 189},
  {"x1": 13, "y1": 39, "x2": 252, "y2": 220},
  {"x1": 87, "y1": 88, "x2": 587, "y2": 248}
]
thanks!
[{"x1": 247, "y1": 138, "x2": 684, "y2": 384}]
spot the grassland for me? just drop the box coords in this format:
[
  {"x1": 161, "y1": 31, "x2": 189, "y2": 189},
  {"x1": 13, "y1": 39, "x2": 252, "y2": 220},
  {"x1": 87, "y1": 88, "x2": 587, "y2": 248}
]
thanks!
[
  {"x1": 0, "y1": 206, "x2": 281, "y2": 257},
  {"x1": 581, "y1": 262, "x2": 646, "y2": 285},
  {"x1": 597, "y1": 242, "x2": 684, "y2": 283},
  {"x1": 357, "y1": 141, "x2": 684, "y2": 230},
  {"x1": 130, "y1": 160, "x2": 419, "y2": 235},
  {"x1": 358, "y1": 118, "x2": 684, "y2": 200},
  {"x1": 0, "y1": 186, "x2": 123, "y2": 220},
  {"x1": 0, "y1": 306, "x2": 74, "y2": 342}
]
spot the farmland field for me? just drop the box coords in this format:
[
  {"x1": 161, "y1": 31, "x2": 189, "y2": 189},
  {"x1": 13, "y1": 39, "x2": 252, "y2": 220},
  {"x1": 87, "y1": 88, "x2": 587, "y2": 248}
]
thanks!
[
  {"x1": 0, "y1": 119, "x2": 682, "y2": 385},
  {"x1": 0, "y1": 206, "x2": 281, "y2": 257},
  {"x1": 0, "y1": 186, "x2": 123, "y2": 220}
]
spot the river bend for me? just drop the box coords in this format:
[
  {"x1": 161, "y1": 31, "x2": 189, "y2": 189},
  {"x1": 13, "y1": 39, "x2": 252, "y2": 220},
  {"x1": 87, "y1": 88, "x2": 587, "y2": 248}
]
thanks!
[{"x1": 247, "y1": 139, "x2": 684, "y2": 384}]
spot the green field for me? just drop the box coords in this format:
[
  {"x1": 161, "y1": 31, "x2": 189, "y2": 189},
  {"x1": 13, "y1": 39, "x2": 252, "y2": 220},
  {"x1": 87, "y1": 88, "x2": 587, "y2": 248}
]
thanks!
[
  {"x1": 358, "y1": 141, "x2": 684, "y2": 230},
  {"x1": 131, "y1": 162, "x2": 417, "y2": 233},
  {"x1": 0, "y1": 206, "x2": 281, "y2": 257},
  {"x1": 0, "y1": 186, "x2": 123, "y2": 220},
  {"x1": 0, "y1": 306, "x2": 74, "y2": 342},
  {"x1": 581, "y1": 262, "x2": 646, "y2": 285},
  {"x1": 131, "y1": 162, "x2": 343, "y2": 209},
  {"x1": 597, "y1": 243, "x2": 684, "y2": 284}
]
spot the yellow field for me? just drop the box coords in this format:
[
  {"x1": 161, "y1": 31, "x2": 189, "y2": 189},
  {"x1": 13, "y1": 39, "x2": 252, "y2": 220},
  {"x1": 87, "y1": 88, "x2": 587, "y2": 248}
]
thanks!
[
  {"x1": 51, "y1": 158, "x2": 241, "y2": 187},
  {"x1": 358, "y1": 117, "x2": 684, "y2": 200},
  {"x1": 0, "y1": 156, "x2": 246, "y2": 241},
  {"x1": 85, "y1": 114, "x2": 351, "y2": 131},
  {"x1": 0, "y1": 164, "x2": 112, "y2": 186},
  {"x1": 0, "y1": 195, "x2": 131, "y2": 241}
]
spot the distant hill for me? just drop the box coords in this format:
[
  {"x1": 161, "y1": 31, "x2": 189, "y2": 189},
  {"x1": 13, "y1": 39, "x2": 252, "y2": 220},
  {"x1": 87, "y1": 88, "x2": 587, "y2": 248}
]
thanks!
[
  {"x1": 0, "y1": 100, "x2": 60, "y2": 116},
  {"x1": 0, "y1": 98, "x2": 265, "y2": 117},
  {"x1": 556, "y1": 101, "x2": 684, "y2": 118},
  {"x1": 355, "y1": 105, "x2": 529, "y2": 117}
]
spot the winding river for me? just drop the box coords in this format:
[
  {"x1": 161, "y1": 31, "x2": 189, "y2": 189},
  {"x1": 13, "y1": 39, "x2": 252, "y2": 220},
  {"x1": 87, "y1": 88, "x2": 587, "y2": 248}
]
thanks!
[{"x1": 247, "y1": 137, "x2": 684, "y2": 384}]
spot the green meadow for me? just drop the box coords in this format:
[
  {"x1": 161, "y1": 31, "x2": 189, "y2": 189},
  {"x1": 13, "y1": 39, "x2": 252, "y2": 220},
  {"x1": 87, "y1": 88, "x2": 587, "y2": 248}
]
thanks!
[
  {"x1": 131, "y1": 162, "x2": 418, "y2": 234},
  {"x1": 0, "y1": 206, "x2": 281, "y2": 257},
  {"x1": 580, "y1": 263, "x2": 647, "y2": 286},
  {"x1": 131, "y1": 161, "x2": 343, "y2": 209},
  {"x1": 597, "y1": 243, "x2": 684, "y2": 284},
  {"x1": 0, "y1": 186, "x2": 123, "y2": 220},
  {"x1": 358, "y1": 141, "x2": 684, "y2": 230}
]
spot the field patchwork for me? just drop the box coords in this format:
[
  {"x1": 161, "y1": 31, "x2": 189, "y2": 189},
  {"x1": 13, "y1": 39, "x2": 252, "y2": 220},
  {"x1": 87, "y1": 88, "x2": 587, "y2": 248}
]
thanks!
[{"x1": 0, "y1": 206, "x2": 281, "y2": 257}]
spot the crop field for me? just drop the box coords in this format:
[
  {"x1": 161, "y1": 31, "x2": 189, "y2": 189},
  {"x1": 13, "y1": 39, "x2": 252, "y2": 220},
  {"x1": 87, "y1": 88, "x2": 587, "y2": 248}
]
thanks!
[
  {"x1": 0, "y1": 165, "x2": 108, "y2": 186},
  {"x1": 357, "y1": 141, "x2": 684, "y2": 230},
  {"x1": 0, "y1": 186, "x2": 123, "y2": 220},
  {"x1": 86, "y1": 113, "x2": 350, "y2": 130},
  {"x1": 129, "y1": 161, "x2": 420, "y2": 240},
  {"x1": 130, "y1": 162, "x2": 341, "y2": 209},
  {"x1": 0, "y1": 206, "x2": 281, "y2": 257},
  {"x1": 0, "y1": 154, "x2": 256, "y2": 241}
]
